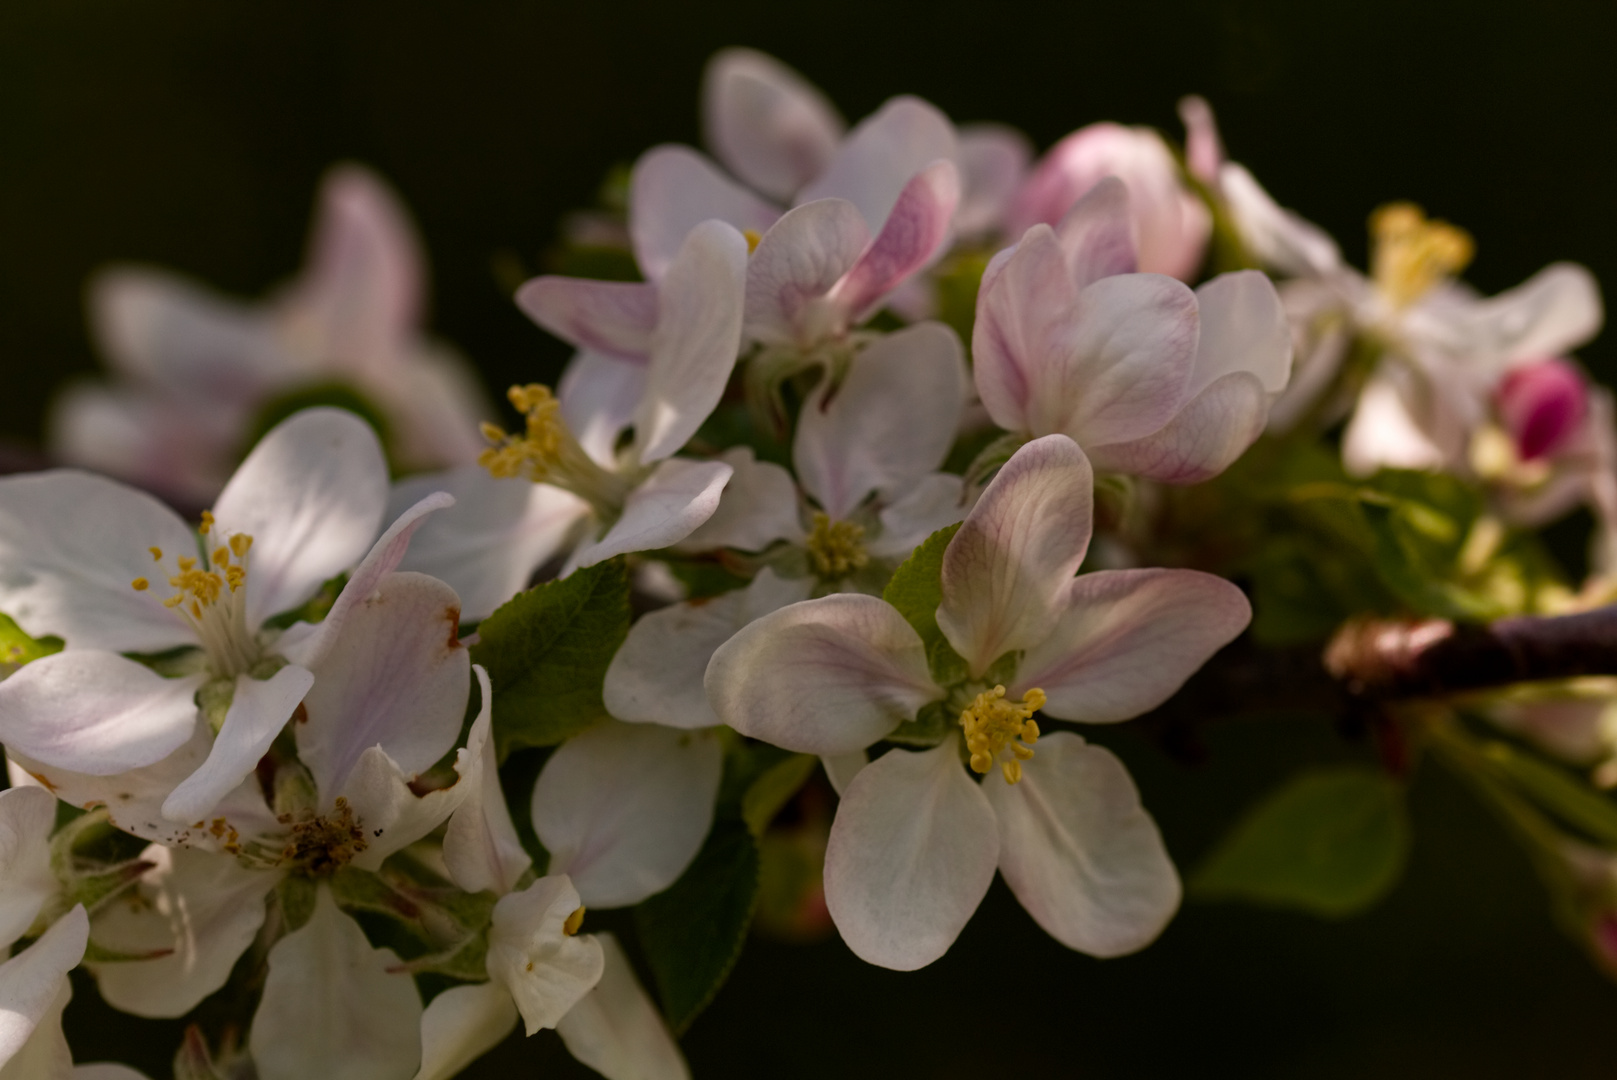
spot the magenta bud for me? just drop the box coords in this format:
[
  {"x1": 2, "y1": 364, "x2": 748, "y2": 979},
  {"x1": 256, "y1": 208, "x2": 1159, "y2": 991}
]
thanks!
[{"x1": 1496, "y1": 358, "x2": 1589, "y2": 462}]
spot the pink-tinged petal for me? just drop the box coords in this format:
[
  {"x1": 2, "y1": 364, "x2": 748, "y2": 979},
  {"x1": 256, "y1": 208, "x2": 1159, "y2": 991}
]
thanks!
[
  {"x1": 1040, "y1": 273, "x2": 1200, "y2": 446},
  {"x1": 824, "y1": 742, "x2": 997, "y2": 971},
  {"x1": 744, "y1": 199, "x2": 869, "y2": 346},
  {"x1": 703, "y1": 48, "x2": 844, "y2": 201},
  {"x1": 0, "y1": 905, "x2": 87, "y2": 1070},
  {"x1": 413, "y1": 981, "x2": 519, "y2": 1080},
  {"x1": 826, "y1": 160, "x2": 961, "y2": 324},
  {"x1": 89, "y1": 844, "x2": 278, "y2": 1018},
  {"x1": 387, "y1": 470, "x2": 591, "y2": 623},
  {"x1": 938, "y1": 435, "x2": 1093, "y2": 675},
  {"x1": 1085, "y1": 371, "x2": 1269, "y2": 483},
  {"x1": 867, "y1": 473, "x2": 971, "y2": 561},
  {"x1": 986, "y1": 732, "x2": 1179, "y2": 956},
  {"x1": 1187, "y1": 270, "x2": 1291, "y2": 394},
  {"x1": 705, "y1": 594, "x2": 939, "y2": 756},
  {"x1": 1054, "y1": 176, "x2": 1138, "y2": 289},
  {"x1": 1341, "y1": 366, "x2": 1463, "y2": 476},
  {"x1": 795, "y1": 322, "x2": 966, "y2": 519},
  {"x1": 214, "y1": 408, "x2": 389, "y2": 629},
  {"x1": 605, "y1": 569, "x2": 811, "y2": 731},
  {"x1": 161, "y1": 665, "x2": 315, "y2": 824},
  {"x1": 971, "y1": 226, "x2": 1080, "y2": 434},
  {"x1": 567, "y1": 458, "x2": 733, "y2": 572},
  {"x1": 515, "y1": 277, "x2": 657, "y2": 362},
  {"x1": 559, "y1": 350, "x2": 650, "y2": 467},
  {"x1": 487, "y1": 876, "x2": 605, "y2": 1035},
  {"x1": 556, "y1": 932, "x2": 690, "y2": 1080},
  {"x1": 279, "y1": 165, "x2": 423, "y2": 380},
  {"x1": 634, "y1": 221, "x2": 749, "y2": 464},
  {"x1": 444, "y1": 667, "x2": 531, "y2": 897},
  {"x1": 1466, "y1": 262, "x2": 1603, "y2": 371},
  {"x1": 629, "y1": 145, "x2": 781, "y2": 282},
  {"x1": 297, "y1": 573, "x2": 469, "y2": 802},
  {"x1": 534, "y1": 722, "x2": 723, "y2": 909},
  {"x1": 799, "y1": 96, "x2": 960, "y2": 233},
  {"x1": 1497, "y1": 358, "x2": 1590, "y2": 461},
  {"x1": 672, "y1": 447, "x2": 801, "y2": 554},
  {"x1": 249, "y1": 888, "x2": 422, "y2": 1080},
  {"x1": 0, "y1": 788, "x2": 57, "y2": 952},
  {"x1": 0, "y1": 470, "x2": 198, "y2": 653},
  {"x1": 954, "y1": 124, "x2": 1032, "y2": 240},
  {"x1": 1176, "y1": 95, "x2": 1224, "y2": 185},
  {"x1": 0, "y1": 651, "x2": 204, "y2": 775},
  {"x1": 1012, "y1": 569, "x2": 1250, "y2": 721},
  {"x1": 88, "y1": 265, "x2": 286, "y2": 397},
  {"x1": 1218, "y1": 163, "x2": 1341, "y2": 278}
]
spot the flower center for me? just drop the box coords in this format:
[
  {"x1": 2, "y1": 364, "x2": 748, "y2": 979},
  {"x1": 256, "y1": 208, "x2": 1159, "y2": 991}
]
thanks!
[
  {"x1": 479, "y1": 384, "x2": 631, "y2": 516},
  {"x1": 804, "y1": 512, "x2": 869, "y2": 580},
  {"x1": 959, "y1": 685, "x2": 1045, "y2": 785},
  {"x1": 132, "y1": 511, "x2": 261, "y2": 677},
  {"x1": 279, "y1": 797, "x2": 368, "y2": 876},
  {"x1": 1370, "y1": 202, "x2": 1473, "y2": 309}
]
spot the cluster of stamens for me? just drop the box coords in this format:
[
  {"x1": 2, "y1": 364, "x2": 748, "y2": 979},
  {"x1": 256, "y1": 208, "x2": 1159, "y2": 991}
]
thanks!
[
  {"x1": 805, "y1": 512, "x2": 869, "y2": 579},
  {"x1": 1370, "y1": 201, "x2": 1474, "y2": 309},
  {"x1": 959, "y1": 685, "x2": 1046, "y2": 785},
  {"x1": 279, "y1": 797, "x2": 369, "y2": 876},
  {"x1": 132, "y1": 510, "x2": 260, "y2": 675},
  {"x1": 478, "y1": 384, "x2": 627, "y2": 513}
]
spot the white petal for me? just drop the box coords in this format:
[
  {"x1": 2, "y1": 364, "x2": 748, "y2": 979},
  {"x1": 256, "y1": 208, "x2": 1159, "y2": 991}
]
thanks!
[
  {"x1": 249, "y1": 887, "x2": 422, "y2": 1080},
  {"x1": 1341, "y1": 366, "x2": 1460, "y2": 476},
  {"x1": 412, "y1": 981, "x2": 518, "y2": 1080},
  {"x1": 798, "y1": 96, "x2": 959, "y2": 233},
  {"x1": 1464, "y1": 262, "x2": 1603, "y2": 371},
  {"x1": 0, "y1": 470, "x2": 198, "y2": 652},
  {"x1": 161, "y1": 664, "x2": 314, "y2": 824},
  {"x1": 954, "y1": 123, "x2": 1032, "y2": 240},
  {"x1": 388, "y1": 469, "x2": 591, "y2": 622},
  {"x1": 515, "y1": 277, "x2": 657, "y2": 361},
  {"x1": 90, "y1": 845, "x2": 278, "y2": 1018},
  {"x1": 0, "y1": 652, "x2": 204, "y2": 775},
  {"x1": 445, "y1": 669, "x2": 532, "y2": 897},
  {"x1": 1187, "y1": 270, "x2": 1291, "y2": 395},
  {"x1": 706, "y1": 594, "x2": 939, "y2": 755},
  {"x1": 985, "y1": 732, "x2": 1180, "y2": 956},
  {"x1": 559, "y1": 350, "x2": 651, "y2": 467},
  {"x1": 795, "y1": 322, "x2": 966, "y2": 520},
  {"x1": 296, "y1": 572, "x2": 469, "y2": 801},
  {"x1": 628, "y1": 145, "x2": 781, "y2": 283},
  {"x1": 534, "y1": 723, "x2": 722, "y2": 909},
  {"x1": 0, "y1": 788, "x2": 56, "y2": 952},
  {"x1": 937, "y1": 435, "x2": 1093, "y2": 675},
  {"x1": 743, "y1": 199, "x2": 868, "y2": 345},
  {"x1": 1053, "y1": 176, "x2": 1138, "y2": 289},
  {"x1": 0, "y1": 906, "x2": 86, "y2": 1074},
  {"x1": 633, "y1": 221, "x2": 749, "y2": 464},
  {"x1": 606, "y1": 569, "x2": 811, "y2": 731},
  {"x1": 823, "y1": 742, "x2": 997, "y2": 971},
  {"x1": 972, "y1": 226, "x2": 1078, "y2": 434},
  {"x1": 1217, "y1": 162, "x2": 1341, "y2": 278},
  {"x1": 487, "y1": 876, "x2": 605, "y2": 1035},
  {"x1": 370, "y1": 342, "x2": 492, "y2": 473},
  {"x1": 556, "y1": 933, "x2": 689, "y2": 1080},
  {"x1": 671, "y1": 448, "x2": 801, "y2": 554},
  {"x1": 703, "y1": 48, "x2": 843, "y2": 201},
  {"x1": 1014, "y1": 569, "x2": 1250, "y2": 722},
  {"x1": 867, "y1": 473, "x2": 970, "y2": 561},
  {"x1": 1084, "y1": 371, "x2": 1269, "y2": 484},
  {"x1": 568, "y1": 459, "x2": 732, "y2": 571},
  {"x1": 214, "y1": 408, "x2": 389, "y2": 628}
]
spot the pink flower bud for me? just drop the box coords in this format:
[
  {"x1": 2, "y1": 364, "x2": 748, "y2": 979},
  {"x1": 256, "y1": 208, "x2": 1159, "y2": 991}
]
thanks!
[{"x1": 1496, "y1": 358, "x2": 1589, "y2": 462}]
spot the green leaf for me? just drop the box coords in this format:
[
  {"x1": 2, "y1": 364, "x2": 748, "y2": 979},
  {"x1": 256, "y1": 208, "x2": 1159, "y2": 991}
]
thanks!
[
  {"x1": 882, "y1": 522, "x2": 967, "y2": 684},
  {"x1": 741, "y1": 754, "x2": 816, "y2": 837},
  {"x1": 0, "y1": 613, "x2": 61, "y2": 666},
  {"x1": 1192, "y1": 766, "x2": 1410, "y2": 918},
  {"x1": 634, "y1": 820, "x2": 761, "y2": 1034},
  {"x1": 1467, "y1": 736, "x2": 1617, "y2": 847},
  {"x1": 470, "y1": 559, "x2": 632, "y2": 759}
]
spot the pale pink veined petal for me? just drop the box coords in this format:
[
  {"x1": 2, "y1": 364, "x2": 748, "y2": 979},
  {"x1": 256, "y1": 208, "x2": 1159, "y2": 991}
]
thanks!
[
  {"x1": 1012, "y1": 569, "x2": 1250, "y2": 722},
  {"x1": 559, "y1": 349, "x2": 650, "y2": 467},
  {"x1": 486, "y1": 875, "x2": 605, "y2": 1036},
  {"x1": 823, "y1": 741, "x2": 998, "y2": 971},
  {"x1": 937, "y1": 435, "x2": 1093, "y2": 675},
  {"x1": 866, "y1": 473, "x2": 971, "y2": 561},
  {"x1": 954, "y1": 123, "x2": 1032, "y2": 240},
  {"x1": 706, "y1": 594, "x2": 940, "y2": 756},
  {"x1": 702, "y1": 47, "x2": 844, "y2": 201},
  {"x1": 1085, "y1": 371, "x2": 1270, "y2": 484},
  {"x1": 826, "y1": 160, "x2": 961, "y2": 324},
  {"x1": 985, "y1": 732, "x2": 1180, "y2": 956},
  {"x1": 556, "y1": 932, "x2": 690, "y2": 1080},
  {"x1": 798, "y1": 96, "x2": 959, "y2": 234},
  {"x1": 744, "y1": 198, "x2": 869, "y2": 346},
  {"x1": 515, "y1": 277, "x2": 658, "y2": 362},
  {"x1": 567, "y1": 458, "x2": 733, "y2": 572},
  {"x1": 971, "y1": 225, "x2": 1080, "y2": 434},
  {"x1": 1053, "y1": 176, "x2": 1139, "y2": 289},
  {"x1": 628, "y1": 145, "x2": 781, "y2": 282},
  {"x1": 444, "y1": 667, "x2": 532, "y2": 897},
  {"x1": 1185, "y1": 270, "x2": 1291, "y2": 395},
  {"x1": 1217, "y1": 163, "x2": 1342, "y2": 278},
  {"x1": 0, "y1": 905, "x2": 87, "y2": 1071},
  {"x1": 412, "y1": 981, "x2": 519, "y2": 1080},
  {"x1": 0, "y1": 787, "x2": 57, "y2": 952},
  {"x1": 671, "y1": 447, "x2": 801, "y2": 554}
]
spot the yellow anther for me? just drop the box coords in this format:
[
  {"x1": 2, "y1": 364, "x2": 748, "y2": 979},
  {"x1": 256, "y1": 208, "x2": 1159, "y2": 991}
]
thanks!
[
  {"x1": 564, "y1": 906, "x2": 586, "y2": 936},
  {"x1": 959, "y1": 686, "x2": 1046, "y2": 784},
  {"x1": 163, "y1": 595, "x2": 184, "y2": 609},
  {"x1": 805, "y1": 513, "x2": 869, "y2": 580},
  {"x1": 190, "y1": 600, "x2": 202, "y2": 619},
  {"x1": 177, "y1": 556, "x2": 197, "y2": 572},
  {"x1": 148, "y1": 547, "x2": 163, "y2": 561},
  {"x1": 1370, "y1": 202, "x2": 1474, "y2": 309},
  {"x1": 213, "y1": 547, "x2": 230, "y2": 567},
  {"x1": 131, "y1": 577, "x2": 149, "y2": 591},
  {"x1": 479, "y1": 384, "x2": 569, "y2": 481},
  {"x1": 199, "y1": 510, "x2": 216, "y2": 536},
  {"x1": 742, "y1": 228, "x2": 763, "y2": 253},
  {"x1": 229, "y1": 534, "x2": 252, "y2": 559}
]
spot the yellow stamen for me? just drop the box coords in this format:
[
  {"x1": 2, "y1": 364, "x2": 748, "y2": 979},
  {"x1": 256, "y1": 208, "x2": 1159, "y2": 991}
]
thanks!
[
  {"x1": 199, "y1": 510, "x2": 216, "y2": 536},
  {"x1": 230, "y1": 534, "x2": 252, "y2": 559},
  {"x1": 742, "y1": 228, "x2": 763, "y2": 253},
  {"x1": 805, "y1": 513, "x2": 869, "y2": 580},
  {"x1": 130, "y1": 577, "x2": 149, "y2": 591},
  {"x1": 1370, "y1": 202, "x2": 1473, "y2": 309},
  {"x1": 213, "y1": 547, "x2": 230, "y2": 567},
  {"x1": 959, "y1": 686, "x2": 1046, "y2": 784},
  {"x1": 563, "y1": 906, "x2": 586, "y2": 936},
  {"x1": 148, "y1": 547, "x2": 163, "y2": 561},
  {"x1": 477, "y1": 385, "x2": 629, "y2": 517}
]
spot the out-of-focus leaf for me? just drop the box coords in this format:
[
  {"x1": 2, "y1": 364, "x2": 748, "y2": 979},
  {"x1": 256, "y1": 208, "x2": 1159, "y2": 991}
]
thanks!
[
  {"x1": 0, "y1": 612, "x2": 61, "y2": 666},
  {"x1": 741, "y1": 753, "x2": 816, "y2": 838},
  {"x1": 882, "y1": 522, "x2": 967, "y2": 684}
]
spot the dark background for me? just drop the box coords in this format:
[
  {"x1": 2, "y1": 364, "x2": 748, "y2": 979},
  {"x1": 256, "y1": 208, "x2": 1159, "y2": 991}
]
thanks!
[{"x1": 7, "y1": 0, "x2": 1617, "y2": 1076}]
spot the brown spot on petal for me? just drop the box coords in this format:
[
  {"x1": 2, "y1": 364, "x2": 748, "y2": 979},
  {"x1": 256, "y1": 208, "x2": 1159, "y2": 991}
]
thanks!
[
  {"x1": 27, "y1": 770, "x2": 58, "y2": 793},
  {"x1": 446, "y1": 606, "x2": 463, "y2": 649},
  {"x1": 292, "y1": 703, "x2": 309, "y2": 725}
]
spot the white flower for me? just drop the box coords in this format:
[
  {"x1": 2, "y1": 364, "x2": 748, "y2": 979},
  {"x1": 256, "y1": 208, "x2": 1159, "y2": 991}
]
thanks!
[{"x1": 706, "y1": 435, "x2": 1250, "y2": 968}]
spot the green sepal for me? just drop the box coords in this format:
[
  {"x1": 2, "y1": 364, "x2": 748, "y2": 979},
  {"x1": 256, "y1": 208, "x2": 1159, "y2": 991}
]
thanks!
[
  {"x1": 390, "y1": 928, "x2": 491, "y2": 982},
  {"x1": 274, "y1": 875, "x2": 317, "y2": 934},
  {"x1": 0, "y1": 612, "x2": 61, "y2": 666},
  {"x1": 81, "y1": 937, "x2": 175, "y2": 964},
  {"x1": 740, "y1": 754, "x2": 817, "y2": 838},
  {"x1": 60, "y1": 857, "x2": 154, "y2": 918}
]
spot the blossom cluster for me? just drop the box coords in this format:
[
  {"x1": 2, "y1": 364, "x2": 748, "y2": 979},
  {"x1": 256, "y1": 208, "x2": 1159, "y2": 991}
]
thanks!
[{"x1": 1, "y1": 46, "x2": 1614, "y2": 1079}]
